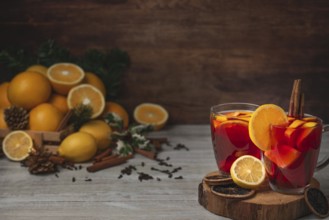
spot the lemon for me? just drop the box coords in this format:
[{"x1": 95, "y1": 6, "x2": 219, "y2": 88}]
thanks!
[
  {"x1": 230, "y1": 155, "x2": 266, "y2": 189},
  {"x1": 58, "y1": 132, "x2": 97, "y2": 163},
  {"x1": 2, "y1": 130, "x2": 33, "y2": 161},
  {"x1": 79, "y1": 120, "x2": 112, "y2": 151}
]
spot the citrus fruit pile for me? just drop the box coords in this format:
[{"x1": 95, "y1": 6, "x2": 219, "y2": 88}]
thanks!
[{"x1": 0, "y1": 62, "x2": 169, "y2": 163}]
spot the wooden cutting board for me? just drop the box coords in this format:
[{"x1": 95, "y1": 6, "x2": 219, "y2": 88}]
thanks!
[{"x1": 198, "y1": 171, "x2": 319, "y2": 220}]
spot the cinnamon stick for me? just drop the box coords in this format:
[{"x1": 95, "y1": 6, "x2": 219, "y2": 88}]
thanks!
[
  {"x1": 288, "y1": 79, "x2": 304, "y2": 118},
  {"x1": 93, "y1": 148, "x2": 113, "y2": 162},
  {"x1": 87, "y1": 156, "x2": 129, "y2": 173},
  {"x1": 134, "y1": 147, "x2": 157, "y2": 160},
  {"x1": 56, "y1": 110, "x2": 74, "y2": 131},
  {"x1": 100, "y1": 154, "x2": 118, "y2": 161}
]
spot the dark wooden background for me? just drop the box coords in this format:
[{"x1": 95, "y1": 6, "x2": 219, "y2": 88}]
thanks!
[{"x1": 0, "y1": 0, "x2": 328, "y2": 124}]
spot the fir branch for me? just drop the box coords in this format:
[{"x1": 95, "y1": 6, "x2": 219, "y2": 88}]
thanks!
[
  {"x1": 78, "y1": 48, "x2": 130, "y2": 100},
  {"x1": 0, "y1": 48, "x2": 33, "y2": 77},
  {"x1": 36, "y1": 39, "x2": 73, "y2": 66},
  {"x1": 0, "y1": 40, "x2": 130, "y2": 99},
  {"x1": 69, "y1": 104, "x2": 93, "y2": 130}
]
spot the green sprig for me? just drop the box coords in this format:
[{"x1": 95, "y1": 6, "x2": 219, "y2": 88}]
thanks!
[{"x1": 0, "y1": 39, "x2": 130, "y2": 99}]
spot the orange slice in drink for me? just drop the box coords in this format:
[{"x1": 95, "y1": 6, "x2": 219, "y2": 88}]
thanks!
[
  {"x1": 2, "y1": 130, "x2": 33, "y2": 161},
  {"x1": 47, "y1": 63, "x2": 85, "y2": 95},
  {"x1": 67, "y1": 84, "x2": 105, "y2": 119},
  {"x1": 249, "y1": 104, "x2": 288, "y2": 151},
  {"x1": 217, "y1": 120, "x2": 250, "y2": 149},
  {"x1": 264, "y1": 144, "x2": 301, "y2": 168},
  {"x1": 133, "y1": 103, "x2": 169, "y2": 130}
]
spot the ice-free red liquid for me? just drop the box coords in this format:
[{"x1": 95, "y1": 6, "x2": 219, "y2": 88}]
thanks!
[
  {"x1": 210, "y1": 111, "x2": 261, "y2": 173},
  {"x1": 264, "y1": 117, "x2": 322, "y2": 192}
]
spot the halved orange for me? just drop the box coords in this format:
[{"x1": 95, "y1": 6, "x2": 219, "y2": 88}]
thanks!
[
  {"x1": 249, "y1": 104, "x2": 288, "y2": 151},
  {"x1": 67, "y1": 84, "x2": 105, "y2": 119},
  {"x1": 133, "y1": 103, "x2": 169, "y2": 130},
  {"x1": 47, "y1": 63, "x2": 85, "y2": 95},
  {"x1": 2, "y1": 130, "x2": 33, "y2": 161}
]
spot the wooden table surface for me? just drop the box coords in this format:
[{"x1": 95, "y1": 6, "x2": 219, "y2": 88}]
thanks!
[{"x1": 0, "y1": 125, "x2": 328, "y2": 220}]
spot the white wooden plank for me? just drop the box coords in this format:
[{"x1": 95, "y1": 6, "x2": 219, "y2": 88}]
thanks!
[{"x1": 0, "y1": 125, "x2": 328, "y2": 219}]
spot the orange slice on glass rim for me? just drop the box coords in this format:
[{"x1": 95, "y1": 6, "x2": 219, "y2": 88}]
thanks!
[
  {"x1": 248, "y1": 104, "x2": 288, "y2": 151},
  {"x1": 2, "y1": 130, "x2": 33, "y2": 161},
  {"x1": 67, "y1": 84, "x2": 105, "y2": 119},
  {"x1": 47, "y1": 63, "x2": 85, "y2": 95}
]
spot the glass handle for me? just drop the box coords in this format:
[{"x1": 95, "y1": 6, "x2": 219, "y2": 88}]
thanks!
[{"x1": 315, "y1": 124, "x2": 329, "y2": 171}]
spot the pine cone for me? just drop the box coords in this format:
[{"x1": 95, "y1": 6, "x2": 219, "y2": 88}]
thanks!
[{"x1": 4, "y1": 106, "x2": 29, "y2": 130}]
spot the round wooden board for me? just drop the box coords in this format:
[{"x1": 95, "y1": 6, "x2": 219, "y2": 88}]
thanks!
[{"x1": 198, "y1": 171, "x2": 319, "y2": 220}]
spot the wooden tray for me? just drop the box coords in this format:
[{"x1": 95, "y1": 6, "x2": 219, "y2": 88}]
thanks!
[{"x1": 198, "y1": 171, "x2": 319, "y2": 220}]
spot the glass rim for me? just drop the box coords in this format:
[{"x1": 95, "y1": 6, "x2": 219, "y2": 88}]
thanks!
[
  {"x1": 271, "y1": 114, "x2": 323, "y2": 128},
  {"x1": 210, "y1": 102, "x2": 259, "y2": 112}
]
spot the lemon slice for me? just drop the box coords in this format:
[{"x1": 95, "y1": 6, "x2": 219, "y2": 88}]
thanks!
[
  {"x1": 230, "y1": 155, "x2": 266, "y2": 189},
  {"x1": 2, "y1": 131, "x2": 33, "y2": 161}
]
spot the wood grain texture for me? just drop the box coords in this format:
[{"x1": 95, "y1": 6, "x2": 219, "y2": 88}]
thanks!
[
  {"x1": 0, "y1": 125, "x2": 328, "y2": 219},
  {"x1": 199, "y1": 172, "x2": 320, "y2": 220},
  {"x1": 0, "y1": 1, "x2": 328, "y2": 123}
]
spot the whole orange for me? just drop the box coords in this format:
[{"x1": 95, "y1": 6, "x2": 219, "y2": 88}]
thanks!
[
  {"x1": 29, "y1": 103, "x2": 64, "y2": 131},
  {"x1": 26, "y1": 64, "x2": 48, "y2": 76},
  {"x1": 102, "y1": 102, "x2": 129, "y2": 128},
  {"x1": 83, "y1": 72, "x2": 106, "y2": 96},
  {"x1": 0, "y1": 82, "x2": 11, "y2": 108},
  {"x1": 7, "y1": 71, "x2": 51, "y2": 110},
  {"x1": 48, "y1": 93, "x2": 69, "y2": 114},
  {"x1": 0, "y1": 108, "x2": 8, "y2": 129}
]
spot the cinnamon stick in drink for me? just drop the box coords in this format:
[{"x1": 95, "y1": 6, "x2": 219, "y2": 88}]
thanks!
[{"x1": 288, "y1": 79, "x2": 304, "y2": 118}]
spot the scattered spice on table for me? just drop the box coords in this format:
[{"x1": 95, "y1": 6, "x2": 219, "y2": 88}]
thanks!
[
  {"x1": 174, "y1": 143, "x2": 189, "y2": 151},
  {"x1": 138, "y1": 172, "x2": 154, "y2": 181},
  {"x1": 85, "y1": 177, "x2": 93, "y2": 182}
]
